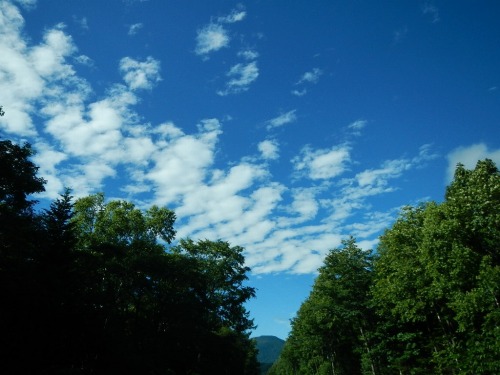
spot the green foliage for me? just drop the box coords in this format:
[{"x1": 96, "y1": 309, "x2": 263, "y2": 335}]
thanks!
[
  {"x1": 173, "y1": 238, "x2": 256, "y2": 333},
  {"x1": 0, "y1": 138, "x2": 259, "y2": 374},
  {"x1": 271, "y1": 238, "x2": 377, "y2": 375},
  {"x1": 273, "y1": 159, "x2": 500, "y2": 374},
  {"x1": 0, "y1": 139, "x2": 45, "y2": 212}
]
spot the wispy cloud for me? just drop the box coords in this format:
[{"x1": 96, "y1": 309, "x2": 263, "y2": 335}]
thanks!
[
  {"x1": 266, "y1": 110, "x2": 297, "y2": 130},
  {"x1": 217, "y1": 61, "x2": 259, "y2": 96},
  {"x1": 128, "y1": 23, "x2": 143, "y2": 35},
  {"x1": 348, "y1": 119, "x2": 367, "y2": 130},
  {"x1": 13, "y1": 0, "x2": 36, "y2": 9},
  {"x1": 296, "y1": 68, "x2": 323, "y2": 85},
  {"x1": 422, "y1": 3, "x2": 440, "y2": 23},
  {"x1": 291, "y1": 89, "x2": 307, "y2": 97},
  {"x1": 347, "y1": 119, "x2": 367, "y2": 136},
  {"x1": 73, "y1": 16, "x2": 89, "y2": 31},
  {"x1": 218, "y1": 8, "x2": 246, "y2": 24},
  {"x1": 74, "y1": 54, "x2": 94, "y2": 67},
  {"x1": 238, "y1": 49, "x2": 259, "y2": 60}
]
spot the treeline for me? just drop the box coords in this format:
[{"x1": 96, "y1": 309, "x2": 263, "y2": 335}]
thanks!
[
  {"x1": 0, "y1": 137, "x2": 259, "y2": 374},
  {"x1": 270, "y1": 159, "x2": 500, "y2": 374}
]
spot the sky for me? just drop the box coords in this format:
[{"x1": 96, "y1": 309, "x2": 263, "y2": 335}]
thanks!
[{"x1": 1, "y1": 0, "x2": 499, "y2": 340}]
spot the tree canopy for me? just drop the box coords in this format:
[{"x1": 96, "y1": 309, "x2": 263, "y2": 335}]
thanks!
[
  {"x1": 0, "y1": 136, "x2": 259, "y2": 374},
  {"x1": 271, "y1": 159, "x2": 500, "y2": 375}
]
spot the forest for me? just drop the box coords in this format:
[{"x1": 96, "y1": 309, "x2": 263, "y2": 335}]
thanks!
[
  {"x1": 270, "y1": 159, "x2": 500, "y2": 374},
  {"x1": 0, "y1": 127, "x2": 260, "y2": 373}
]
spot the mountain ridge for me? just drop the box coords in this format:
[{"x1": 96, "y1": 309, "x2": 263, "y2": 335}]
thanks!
[{"x1": 253, "y1": 335, "x2": 285, "y2": 374}]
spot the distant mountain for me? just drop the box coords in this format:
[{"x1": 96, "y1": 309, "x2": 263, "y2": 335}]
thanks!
[{"x1": 254, "y1": 335, "x2": 285, "y2": 374}]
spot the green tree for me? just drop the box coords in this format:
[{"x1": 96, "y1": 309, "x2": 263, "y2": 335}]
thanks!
[
  {"x1": 173, "y1": 238, "x2": 259, "y2": 374},
  {"x1": 0, "y1": 132, "x2": 259, "y2": 373},
  {"x1": 371, "y1": 159, "x2": 500, "y2": 374},
  {"x1": 271, "y1": 238, "x2": 376, "y2": 375}
]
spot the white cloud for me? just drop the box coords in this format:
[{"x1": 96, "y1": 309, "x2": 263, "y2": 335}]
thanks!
[
  {"x1": 145, "y1": 119, "x2": 222, "y2": 206},
  {"x1": 289, "y1": 188, "x2": 320, "y2": 221},
  {"x1": 195, "y1": 23, "x2": 230, "y2": 57},
  {"x1": 12, "y1": 0, "x2": 36, "y2": 9},
  {"x1": 119, "y1": 56, "x2": 161, "y2": 91},
  {"x1": 0, "y1": 5, "x2": 79, "y2": 136},
  {"x1": 30, "y1": 26, "x2": 76, "y2": 78},
  {"x1": 0, "y1": 1, "x2": 445, "y2": 276},
  {"x1": 218, "y1": 8, "x2": 246, "y2": 24},
  {"x1": 291, "y1": 89, "x2": 307, "y2": 97},
  {"x1": 74, "y1": 54, "x2": 94, "y2": 66},
  {"x1": 348, "y1": 119, "x2": 367, "y2": 131},
  {"x1": 128, "y1": 22, "x2": 143, "y2": 35},
  {"x1": 347, "y1": 119, "x2": 367, "y2": 137},
  {"x1": 32, "y1": 141, "x2": 68, "y2": 198},
  {"x1": 258, "y1": 139, "x2": 279, "y2": 160},
  {"x1": 356, "y1": 159, "x2": 410, "y2": 187},
  {"x1": 217, "y1": 61, "x2": 259, "y2": 96},
  {"x1": 296, "y1": 68, "x2": 322, "y2": 85},
  {"x1": 293, "y1": 145, "x2": 351, "y2": 180},
  {"x1": 266, "y1": 110, "x2": 297, "y2": 130},
  {"x1": 446, "y1": 143, "x2": 500, "y2": 182},
  {"x1": 238, "y1": 49, "x2": 259, "y2": 60}
]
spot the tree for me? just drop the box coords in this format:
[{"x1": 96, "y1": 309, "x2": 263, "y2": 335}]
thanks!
[
  {"x1": 371, "y1": 159, "x2": 500, "y2": 374},
  {"x1": 0, "y1": 140, "x2": 45, "y2": 213},
  {"x1": 271, "y1": 238, "x2": 376, "y2": 375},
  {"x1": 0, "y1": 133, "x2": 260, "y2": 373},
  {"x1": 69, "y1": 195, "x2": 259, "y2": 374},
  {"x1": 172, "y1": 238, "x2": 259, "y2": 374},
  {"x1": 0, "y1": 139, "x2": 48, "y2": 374}
]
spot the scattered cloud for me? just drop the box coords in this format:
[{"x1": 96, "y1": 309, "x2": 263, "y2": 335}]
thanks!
[
  {"x1": 12, "y1": 0, "x2": 36, "y2": 9},
  {"x1": 74, "y1": 54, "x2": 94, "y2": 67},
  {"x1": 292, "y1": 145, "x2": 351, "y2": 180},
  {"x1": 238, "y1": 49, "x2": 259, "y2": 60},
  {"x1": 217, "y1": 61, "x2": 259, "y2": 96},
  {"x1": 194, "y1": 7, "x2": 249, "y2": 59},
  {"x1": 291, "y1": 89, "x2": 307, "y2": 97},
  {"x1": 195, "y1": 23, "x2": 230, "y2": 57},
  {"x1": 0, "y1": 1, "x2": 448, "y2": 275},
  {"x1": 218, "y1": 8, "x2": 246, "y2": 24},
  {"x1": 347, "y1": 119, "x2": 367, "y2": 136},
  {"x1": 128, "y1": 22, "x2": 143, "y2": 35},
  {"x1": 266, "y1": 110, "x2": 297, "y2": 130},
  {"x1": 446, "y1": 143, "x2": 500, "y2": 182},
  {"x1": 119, "y1": 56, "x2": 161, "y2": 91},
  {"x1": 296, "y1": 68, "x2": 322, "y2": 85},
  {"x1": 258, "y1": 139, "x2": 280, "y2": 160}
]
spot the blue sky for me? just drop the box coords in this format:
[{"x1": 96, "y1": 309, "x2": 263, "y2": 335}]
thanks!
[{"x1": 1, "y1": 0, "x2": 499, "y2": 339}]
